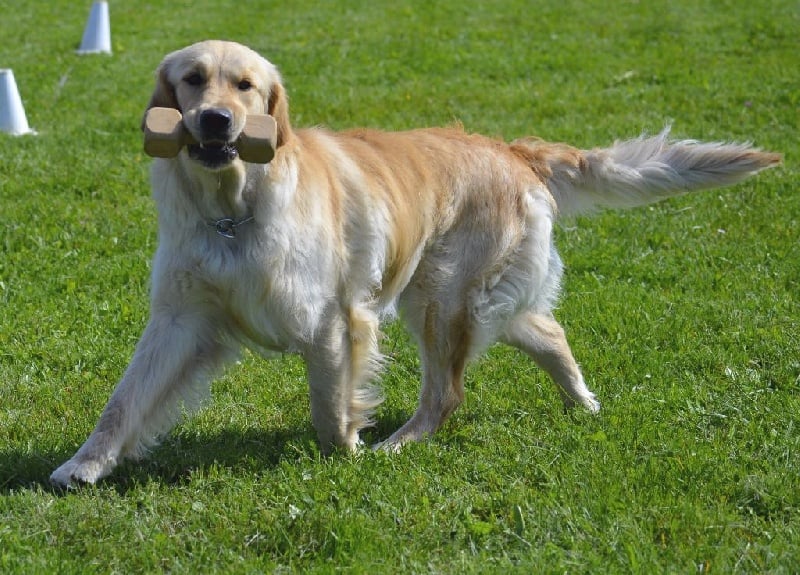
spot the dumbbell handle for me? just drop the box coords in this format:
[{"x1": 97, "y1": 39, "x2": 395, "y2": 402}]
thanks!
[{"x1": 143, "y1": 107, "x2": 276, "y2": 164}]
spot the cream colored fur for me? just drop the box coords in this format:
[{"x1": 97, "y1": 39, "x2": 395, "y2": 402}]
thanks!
[{"x1": 51, "y1": 41, "x2": 780, "y2": 487}]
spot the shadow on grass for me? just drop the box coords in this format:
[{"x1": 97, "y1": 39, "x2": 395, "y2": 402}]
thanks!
[
  {"x1": 0, "y1": 424, "x2": 316, "y2": 495},
  {"x1": 1, "y1": 404, "x2": 423, "y2": 495}
]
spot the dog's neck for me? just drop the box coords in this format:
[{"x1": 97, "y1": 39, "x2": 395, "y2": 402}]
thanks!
[
  {"x1": 153, "y1": 157, "x2": 274, "y2": 242},
  {"x1": 178, "y1": 159, "x2": 260, "y2": 222}
]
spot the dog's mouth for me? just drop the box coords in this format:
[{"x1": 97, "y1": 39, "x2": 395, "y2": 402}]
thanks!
[{"x1": 187, "y1": 141, "x2": 239, "y2": 168}]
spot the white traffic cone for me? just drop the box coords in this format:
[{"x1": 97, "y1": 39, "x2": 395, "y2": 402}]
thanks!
[
  {"x1": 0, "y1": 69, "x2": 35, "y2": 135},
  {"x1": 77, "y1": 1, "x2": 112, "y2": 54}
]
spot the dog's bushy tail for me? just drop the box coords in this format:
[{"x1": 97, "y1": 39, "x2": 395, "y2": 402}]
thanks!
[{"x1": 511, "y1": 128, "x2": 781, "y2": 217}]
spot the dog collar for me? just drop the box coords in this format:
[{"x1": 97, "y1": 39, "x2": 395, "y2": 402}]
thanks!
[{"x1": 209, "y1": 216, "x2": 255, "y2": 239}]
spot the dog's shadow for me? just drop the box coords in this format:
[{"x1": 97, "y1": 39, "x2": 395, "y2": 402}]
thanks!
[
  {"x1": 0, "y1": 409, "x2": 413, "y2": 495},
  {"x1": 0, "y1": 425, "x2": 317, "y2": 495}
]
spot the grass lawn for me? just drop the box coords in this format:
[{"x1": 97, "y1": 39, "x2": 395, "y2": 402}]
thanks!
[{"x1": 1, "y1": 0, "x2": 798, "y2": 572}]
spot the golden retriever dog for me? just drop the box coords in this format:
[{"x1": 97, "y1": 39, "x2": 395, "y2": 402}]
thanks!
[{"x1": 51, "y1": 40, "x2": 780, "y2": 487}]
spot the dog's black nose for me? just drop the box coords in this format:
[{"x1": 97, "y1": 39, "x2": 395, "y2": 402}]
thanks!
[{"x1": 199, "y1": 108, "x2": 233, "y2": 139}]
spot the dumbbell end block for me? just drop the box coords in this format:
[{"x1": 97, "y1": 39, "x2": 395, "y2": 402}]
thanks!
[
  {"x1": 237, "y1": 115, "x2": 276, "y2": 164},
  {"x1": 143, "y1": 107, "x2": 186, "y2": 158}
]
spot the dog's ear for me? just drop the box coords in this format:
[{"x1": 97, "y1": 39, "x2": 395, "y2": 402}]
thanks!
[
  {"x1": 267, "y1": 82, "x2": 292, "y2": 148},
  {"x1": 141, "y1": 62, "x2": 179, "y2": 131}
]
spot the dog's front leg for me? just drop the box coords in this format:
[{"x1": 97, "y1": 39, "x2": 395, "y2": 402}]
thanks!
[
  {"x1": 50, "y1": 310, "x2": 235, "y2": 487},
  {"x1": 303, "y1": 306, "x2": 383, "y2": 453}
]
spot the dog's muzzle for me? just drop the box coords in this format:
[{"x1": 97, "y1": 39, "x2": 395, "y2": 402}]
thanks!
[{"x1": 188, "y1": 108, "x2": 239, "y2": 168}]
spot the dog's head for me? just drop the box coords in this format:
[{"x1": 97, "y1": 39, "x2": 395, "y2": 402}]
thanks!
[{"x1": 144, "y1": 40, "x2": 292, "y2": 169}]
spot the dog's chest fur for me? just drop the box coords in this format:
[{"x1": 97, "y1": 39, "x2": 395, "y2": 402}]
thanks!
[{"x1": 151, "y1": 159, "x2": 339, "y2": 353}]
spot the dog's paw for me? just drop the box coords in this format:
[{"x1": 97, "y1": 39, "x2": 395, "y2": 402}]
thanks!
[
  {"x1": 584, "y1": 396, "x2": 601, "y2": 414},
  {"x1": 372, "y1": 439, "x2": 403, "y2": 454},
  {"x1": 562, "y1": 391, "x2": 601, "y2": 414},
  {"x1": 50, "y1": 457, "x2": 113, "y2": 489}
]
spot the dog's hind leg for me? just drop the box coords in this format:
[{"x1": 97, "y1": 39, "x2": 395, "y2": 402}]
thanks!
[
  {"x1": 501, "y1": 310, "x2": 600, "y2": 412},
  {"x1": 304, "y1": 305, "x2": 383, "y2": 453},
  {"x1": 50, "y1": 311, "x2": 235, "y2": 487},
  {"x1": 379, "y1": 301, "x2": 471, "y2": 450}
]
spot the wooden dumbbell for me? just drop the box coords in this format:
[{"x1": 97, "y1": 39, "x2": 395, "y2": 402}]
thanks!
[{"x1": 143, "y1": 107, "x2": 276, "y2": 164}]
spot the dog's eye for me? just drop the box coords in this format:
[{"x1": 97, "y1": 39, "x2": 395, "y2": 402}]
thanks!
[
  {"x1": 237, "y1": 79, "x2": 253, "y2": 91},
  {"x1": 184, "y1": 73, "x2": 205, "y2": 86}
]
